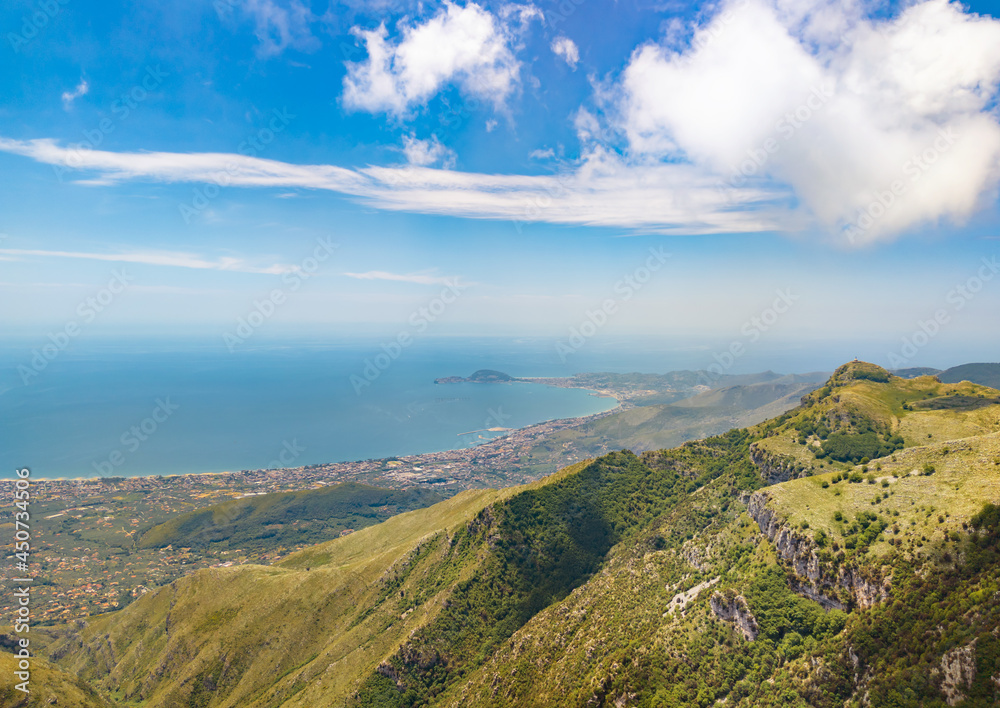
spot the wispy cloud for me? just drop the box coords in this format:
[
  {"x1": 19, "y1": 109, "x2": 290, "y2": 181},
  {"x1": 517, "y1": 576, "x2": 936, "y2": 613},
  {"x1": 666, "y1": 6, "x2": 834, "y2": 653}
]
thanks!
[
  {"x1": 0, "y1": 248, "x2": 297, "y2": 274},
  {"x1": 342, "y1": 270, "x2": 464, "y2": 285},
  {"x1": 0, "y1": 137, "x2": 786, "y2": 235},
  {"x1": 217, "y1": 0, "x2": 319, "y2": 58},
  {"x1": 61, "y1": 79, "x2": 89, "y2": 109}
]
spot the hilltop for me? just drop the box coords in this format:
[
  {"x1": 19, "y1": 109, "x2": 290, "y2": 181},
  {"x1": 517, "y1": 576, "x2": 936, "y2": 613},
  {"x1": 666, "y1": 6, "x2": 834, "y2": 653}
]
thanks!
[{"x1": 13, "y1": 361, "x2": 1000, "y2": 707}]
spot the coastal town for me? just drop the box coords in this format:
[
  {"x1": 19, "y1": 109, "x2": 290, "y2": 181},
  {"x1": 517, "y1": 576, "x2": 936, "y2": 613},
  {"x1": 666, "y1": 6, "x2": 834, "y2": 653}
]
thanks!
[
  {"x1": 0, "y1": 371, "x2": 716, "y2": 624},
  {"x1": 0, "y1": 383, "x2": 632, "y2": 624}
]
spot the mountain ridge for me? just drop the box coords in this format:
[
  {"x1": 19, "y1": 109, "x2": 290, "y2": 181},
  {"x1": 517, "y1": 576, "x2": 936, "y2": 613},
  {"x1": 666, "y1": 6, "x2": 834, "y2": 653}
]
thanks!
[{"x1": 14, "y1": 361, "x2": 1000, "y2": 707}]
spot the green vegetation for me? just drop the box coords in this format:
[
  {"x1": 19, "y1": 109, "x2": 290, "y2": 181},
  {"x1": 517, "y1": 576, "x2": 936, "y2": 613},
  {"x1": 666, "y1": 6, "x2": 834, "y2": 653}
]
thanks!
[
  {"x1": 523, "y1": 376, "x2": 821, "y2": 472},
  {"x1": 353, "y1": 431, "x2": 759, "y2": 706},
  {"x1": 820, "y1": 430, "x2": 904, "y2": 463},
  {"x1": 26, "y1": 361, "x2": 1000, "y2": 708},
  {"x1": 0, "y1": 652, "x2": 113, "y2": 708},
  {"x1": 138, "y1": 482, "x2": 444, "y2": 552}
]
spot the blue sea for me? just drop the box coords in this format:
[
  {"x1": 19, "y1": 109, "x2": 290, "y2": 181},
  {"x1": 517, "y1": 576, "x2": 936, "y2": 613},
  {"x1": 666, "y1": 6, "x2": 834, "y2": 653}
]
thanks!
[
  {"x1": 1, "y1": 333, "x2": 953, "y2": 480},
  {"x1": 0, "y1": 337, "x2": 630, "y2": 479}
]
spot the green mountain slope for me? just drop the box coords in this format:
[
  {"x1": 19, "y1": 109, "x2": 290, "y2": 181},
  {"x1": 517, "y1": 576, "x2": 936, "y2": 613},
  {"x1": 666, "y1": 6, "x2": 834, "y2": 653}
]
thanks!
[
  {"x1": 41, "y1": 362, "x2": 1000, "y2": 707},
  {"x1": 0, "y1": 651, "x2": 113, "y2": 708},
  {"x1": 939, "y1": 362, "x2": 1000, "y2": 389},
  {"x1": 138, "y1": 482, "x2": 445, "y2": 552}
]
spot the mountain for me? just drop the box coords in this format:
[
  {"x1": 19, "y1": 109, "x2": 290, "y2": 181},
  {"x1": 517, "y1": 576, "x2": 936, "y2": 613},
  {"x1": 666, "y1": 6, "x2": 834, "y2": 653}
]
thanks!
[
  {"x1": 939, "y1": 362, "x2": 1000, "y2": 389},
  {"x1": 891, "y1": 366, "x2": 942, "y2": 378},
  {"x1": 24, "y1": 362, "x2": 1000, "y2": 707},
  {"x1": 434, "y1": 370, "x2": 516, "y2": 384},
  {"x1": 890, "y1": 363, "x2": 1000, "y2": 389},
  {"x1": 520, "y1": 374, "x2": 826, "y2": 471},
  {"x1": 138, "y1": 482, "x2": 445, "y2": 552}
]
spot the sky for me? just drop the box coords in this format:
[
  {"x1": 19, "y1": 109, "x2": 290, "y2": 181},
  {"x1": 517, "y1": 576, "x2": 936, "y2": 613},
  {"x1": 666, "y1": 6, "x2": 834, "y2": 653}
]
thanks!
[{"x1": 1, "y1": 0, "x2": 999, "y2": 369}]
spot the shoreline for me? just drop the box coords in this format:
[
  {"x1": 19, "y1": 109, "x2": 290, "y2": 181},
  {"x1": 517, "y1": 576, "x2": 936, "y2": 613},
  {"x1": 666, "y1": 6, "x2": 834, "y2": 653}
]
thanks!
[{"x1": 4, "y1": 378, "x2": 623, "y2": 487}]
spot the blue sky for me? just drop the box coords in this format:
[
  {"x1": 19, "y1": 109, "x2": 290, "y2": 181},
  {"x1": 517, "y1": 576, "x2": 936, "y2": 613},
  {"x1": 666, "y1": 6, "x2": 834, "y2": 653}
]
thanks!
[{"x1": 1, "y1": 0, "x2": 1000, "y2": 368}]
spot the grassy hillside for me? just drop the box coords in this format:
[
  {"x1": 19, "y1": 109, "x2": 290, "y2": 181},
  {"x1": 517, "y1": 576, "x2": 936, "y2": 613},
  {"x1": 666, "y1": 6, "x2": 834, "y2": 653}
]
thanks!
[
  {"x1": 0, "y1": 651, "x2": 113, "y2": 708},
  {"x1": 40, "y1": 361, "x2": 1000, "y2": 707},
  {"x1": 138, "y1": 482, "x2": 445, "y2": 552}
]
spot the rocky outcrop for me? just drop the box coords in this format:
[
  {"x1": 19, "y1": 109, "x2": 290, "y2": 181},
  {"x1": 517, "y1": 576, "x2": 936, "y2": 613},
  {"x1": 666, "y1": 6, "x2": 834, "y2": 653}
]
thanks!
[
  {"x1": 938, "y1": 640, "x2": 976, "y2": 706},
  {"x1": 749, "y1": 443, "x2": 810, "y2": 485},
  {"x1": 747, "y1": 491, "x2": 889, "y2": 609},
  {"x1": 710, "y1": 591, "x2": 759, "y2": 641}
]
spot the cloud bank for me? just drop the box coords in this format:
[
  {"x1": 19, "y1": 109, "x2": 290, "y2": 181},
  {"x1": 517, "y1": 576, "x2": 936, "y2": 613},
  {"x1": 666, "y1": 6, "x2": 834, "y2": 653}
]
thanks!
[{"x1": 616, "y1": 0, "x2": 1000, "y2": 243}]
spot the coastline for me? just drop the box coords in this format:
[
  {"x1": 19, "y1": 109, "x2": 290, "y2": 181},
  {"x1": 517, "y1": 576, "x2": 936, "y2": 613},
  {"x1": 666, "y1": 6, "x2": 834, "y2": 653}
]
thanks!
[{"x1": 3, "y1": 378, "x2": 622, "y2": 488}]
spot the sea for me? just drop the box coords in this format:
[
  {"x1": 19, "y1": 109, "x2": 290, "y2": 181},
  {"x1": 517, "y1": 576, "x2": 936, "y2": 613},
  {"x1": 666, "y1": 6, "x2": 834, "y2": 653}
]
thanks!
[
  {"x1": 1, "y1": 337, "x2": 624, "y2": 480},
  {"x1": 0, "y1": 334, "x2": 926, "y2": 480}
]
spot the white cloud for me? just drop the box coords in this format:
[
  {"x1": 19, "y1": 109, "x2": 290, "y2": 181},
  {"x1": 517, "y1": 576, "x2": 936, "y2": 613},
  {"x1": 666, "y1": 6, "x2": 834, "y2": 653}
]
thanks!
[
  {"x1": 402, "y1": 135, "x2": 456, "y2": 168},
  {"x1": 0, "y1": 247, "x2": 297, "y2": 274},
  {"x1": 529, "y1": 148, "x2": 555, "y2": 160},
  {"x1": 342, "y1": 2, "x2": 536, "y2": 114},
  {"x1": 342, "y1": 270, "x2": 464, "y2": 286},
  {"x1": 551, "y1": 36, "x2": 580, "y2": 69},
  {"x1": 0, "y1": 137, "x2": 787, "y2": 235},
  {"x1": 61, "y1": 79, "x2": 89, "y2": 109},
  {"x1": 8, "y1": 0, "x2": 1000, "y2": 248},
  {"x1": 615, "y1": 0, "x2": 1000, "y2": 243}
]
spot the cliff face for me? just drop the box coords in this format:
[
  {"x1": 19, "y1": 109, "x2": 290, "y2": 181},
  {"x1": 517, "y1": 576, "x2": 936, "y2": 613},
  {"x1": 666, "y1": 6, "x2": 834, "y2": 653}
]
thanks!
[
  {"x1": 936, "y1": 640, "x2": 977, "y2": 707},
  {"x1": 747, "y1": 491, "x2": 889, "y2": 609},
  {"x1": 710, "y1": 591, "x2": 760, "y2": 641},
  {"x1": 749, "y1": 443, "x2": 810, "y2": 485}
]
